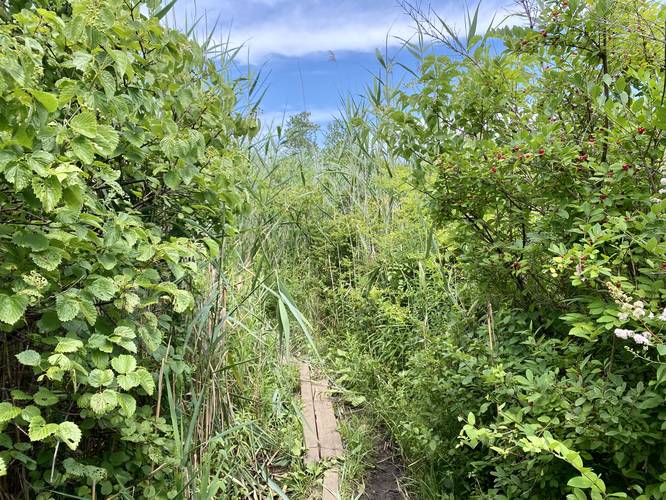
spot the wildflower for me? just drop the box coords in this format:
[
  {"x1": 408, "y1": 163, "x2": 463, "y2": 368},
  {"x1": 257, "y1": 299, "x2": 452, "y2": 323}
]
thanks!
[
  {"x1": 633, "y1": 333, "x2": 651, "y2": 345},
  {"x1": 660, "y1": 308, "x2": 666, "y2": 321},
  {"x1": 619, "y1": 312, "x2": 629, "y2": 321},
  {"x1": 648, "y1": 312, "x2": 655, "y2": 320},
  {"x1": 614, "y1": 328, "x2": 632, "y2": 339}
]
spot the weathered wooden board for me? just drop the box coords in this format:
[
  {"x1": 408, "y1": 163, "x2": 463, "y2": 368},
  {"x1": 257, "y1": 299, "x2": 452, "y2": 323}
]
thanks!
[
  {"x1": 312, "y1": 379, "x2": 343, "y2": 459},
  {"x1": 299, "y1": 363, "x2": 320, "y2": 464},
  {"x1": 322, "y1": 468, "x2": 340, "y2": 500}
]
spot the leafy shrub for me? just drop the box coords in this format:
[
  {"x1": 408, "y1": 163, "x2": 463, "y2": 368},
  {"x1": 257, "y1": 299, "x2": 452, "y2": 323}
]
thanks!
[{"x1": 0, "y1": 1, "x2": 255, "y2": 497}]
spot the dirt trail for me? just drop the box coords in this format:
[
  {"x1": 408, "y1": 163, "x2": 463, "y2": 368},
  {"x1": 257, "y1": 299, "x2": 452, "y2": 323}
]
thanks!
[{"x1": 362, "y1": 440, "x2": 405, "y2": 499}]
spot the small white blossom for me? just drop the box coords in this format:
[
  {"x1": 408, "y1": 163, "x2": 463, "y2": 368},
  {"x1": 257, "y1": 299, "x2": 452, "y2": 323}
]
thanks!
[
  {"x1": 661, "y1": 177, "x2": 666, "y2": 185},
  {"x1": 660, "y1": 308, "x2": 666, "y2": 321},
  {"x1": 619, "y1": 312, "x2": 629, "y2": 321},
  {"x1": 614, "y1": 328, "x2": 633, "y2": 339},
  {"x1": 633, "y1": 333, "x2": 651, "y2": 345}
]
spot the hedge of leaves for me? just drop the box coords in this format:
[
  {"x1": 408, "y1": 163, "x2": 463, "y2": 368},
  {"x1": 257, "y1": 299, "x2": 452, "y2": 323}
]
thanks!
[
  {"x1": 0, "y1": 0, "x2": 254, "y2": 497},
  {"x1": 354, "y1": 0, "x2": 666, "y2": 497}
]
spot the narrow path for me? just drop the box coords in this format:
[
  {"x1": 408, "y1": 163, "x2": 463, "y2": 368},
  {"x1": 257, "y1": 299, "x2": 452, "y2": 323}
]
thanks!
[
  {"x1": 362, "y1": 440, "x2": 405, "y2": 499},
  {"x1": 298, "y1": 363, "x2": 343, "y2": 499}
]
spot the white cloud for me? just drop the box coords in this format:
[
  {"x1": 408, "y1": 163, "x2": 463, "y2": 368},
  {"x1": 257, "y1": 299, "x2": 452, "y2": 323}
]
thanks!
[{"x1": 174, "y1": 0, "x2": 509, "y2": 63}]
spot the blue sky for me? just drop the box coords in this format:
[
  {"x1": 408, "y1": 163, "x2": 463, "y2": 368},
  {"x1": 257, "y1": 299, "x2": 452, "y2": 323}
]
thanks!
[{"x1": 171, "y1": 0, "x2": 510, "y2": 129}]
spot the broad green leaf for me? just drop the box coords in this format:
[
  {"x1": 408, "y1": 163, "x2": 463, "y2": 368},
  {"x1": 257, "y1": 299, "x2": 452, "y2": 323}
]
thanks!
[
  {"x1": 71, "y1": 136, "x2": 95, "y2": 164},
  {"x1": 116, "y1": 393, "x2": 136, "y2": 417},
  {"x1": 29, "y1": 89, "x2": 58, "y2": 112},
  {"x1": 70, "y1": 111, "x2": 98, "y2": 138},
  {"x1": 0, "y1": 402, "x2": 21, "y2": 423},
  {"x1": 56, "y1": 293, "x2": 80, "y2": 321},
  {"x1": 172, "y1": 289, "x2": 194, "y2": 313},
  {"x1": 0, "y1": 294, "x2": 29, "y2": 325},
  {"x1": 57, "y1": 421, "x2": 82, "y2": 451},
  {"x1": 93, "y1": 125, "x2": 119, "y2": 157},
  {"x1": 13, "y1": 230, "x2": 49, "y2": 251},
  {"x1": 55, "y1": 337, "x2": 84, "y2": 353},
  {"x1": 90, "y1": 390, "x2": 118, "y2": 414},
  {"x1": 88, "y1": 369, "x2": 114, "y2": 388},
  {"x1": 87, "y1": 277, "x2": 119, "y2": 301},
  {"x1": 135, "y1": 369, "x2": 155, "y2": 395},
  {"x1": 111, "y1": 355, "x2": 136, "y2": 374},
  {"x1": 29, "y1": 417, "x2": 59, "y2": 442},
  {"x1": 16, "y1": 350, "x2": 41, "y2": 367},
  {"x1": 31, "y1": 247, "x2": 64, "y2": 271},
  {"x1": 117, "y1": 372, "x2": 140, "y2": 391},
  {"x1": 32, "y1": 175, "x2": 62, "y2": 212}
]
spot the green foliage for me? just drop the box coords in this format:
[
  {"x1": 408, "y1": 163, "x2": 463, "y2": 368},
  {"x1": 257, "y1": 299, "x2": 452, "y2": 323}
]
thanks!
[{"x1": 0, "y1": 0, "x2": 254, "y2": 496}]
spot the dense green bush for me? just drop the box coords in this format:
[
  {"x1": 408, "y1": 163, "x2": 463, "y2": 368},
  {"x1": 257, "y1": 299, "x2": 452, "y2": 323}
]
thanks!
[{"x1": 0, "y1": 1, "x2": 257, "y2": 497}]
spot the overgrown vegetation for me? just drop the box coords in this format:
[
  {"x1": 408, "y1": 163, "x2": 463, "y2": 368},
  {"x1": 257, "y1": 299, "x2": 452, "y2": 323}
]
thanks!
[{"x1": 2, "y1": 0, "x2": 666, "y2": 498}]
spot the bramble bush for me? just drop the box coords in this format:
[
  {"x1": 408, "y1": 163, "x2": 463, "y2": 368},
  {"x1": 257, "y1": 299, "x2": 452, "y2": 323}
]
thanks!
[{"x1": 0, "y1": 0, "x2": 257, "y2": 497}]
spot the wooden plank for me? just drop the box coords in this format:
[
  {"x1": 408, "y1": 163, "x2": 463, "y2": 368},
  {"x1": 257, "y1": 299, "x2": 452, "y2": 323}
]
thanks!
[
  {"x1": 299, "y1": 364, "x2": 320, "y2": 464},
  {"x1": 312, "y1": 379, "x2": 343, "y2": 459},
  {"x1": 322, "y1": 468, "x2": 340, "y2": 500}
]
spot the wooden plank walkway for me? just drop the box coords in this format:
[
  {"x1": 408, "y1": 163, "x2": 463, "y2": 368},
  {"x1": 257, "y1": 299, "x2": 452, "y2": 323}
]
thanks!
[{"x1": 298, "y1": 362, "x2": 343, "y2": 499}]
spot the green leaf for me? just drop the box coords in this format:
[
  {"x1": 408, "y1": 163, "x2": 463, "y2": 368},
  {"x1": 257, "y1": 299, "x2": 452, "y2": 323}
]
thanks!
[
  {"x1": 90, "y1": 390, "x2": 118, "y2": 414},
  {"x1": 56, "y1": 292, "x2": 80, "y2": 321},
  {"x1": 98, "y1": 253, "x2": 117, "y2": 270},
  {"x1": 71, "y1": 136, "x2": 95, "y2": 164},
  {"x1": 88, "y1": 277, "x2": 119, "y2": 301},
  {"x1": 116, "y1": 393, "x2": 136, "y2": 417},
  {"x1": 0, "y1": 457, "x2": 6, "y2": 477},
  {"x1": 16, "y1": 350, "x2": 41, "y2": 367},
  {"x1": 111, "y1": 355, "x2": 136, "y2": 374},
  {"x1": 0, "y1": 402, "x2": 21, "y2": 423},
  {"x1": 93, "y1": 125, "x2": 119, "y2": 157},
  {"x1": 70, "y1": 111, "x2": 98, "y2": 138},
  {"x1": 55, "y1": 337, "x2": 84, "y2": 353},
  {"x1": 0, "y1": 294, "x2": 29, "y2": 325},
  {"x1": 13, "y1": 229, "x2": 49, "y2": 251},
  {"x1": 568, "y1": 475, "x2": 593, "y2": 489},
  {"x1": 135, "y1": 369, "x2": 155, "y2": 395},
  {"x1": 88, "y1": 369, "x2": 114, "y2": 388},
  {"x1": 172, "y1": 289, "x2": 194, "y2": 313},
  {"x1": 29, "y1": 417, "x2": 59, "y2": 442},
  {"x1": 31, "y1": 247, "x2": 64, "y2": 271},
  {"x1": 57, "y1": 421, "x2": 82, "y2": 451},
  {"x1": 117, "y1": 372, "x2": 140, "y2": 391},
  {"x1": 29, "y1": 89, "x2": 59, "y2": 112},
  {"x1": 32, "y1": 175, "x2": 62, "y2": 212}
]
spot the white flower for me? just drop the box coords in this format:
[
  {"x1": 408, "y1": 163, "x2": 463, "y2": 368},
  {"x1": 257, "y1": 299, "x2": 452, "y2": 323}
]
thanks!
[
  {"x1": 633, "y1": 333, "x2": 651, "y2": 345},
  {"x1": 648, "y1": 312, "x2": 655, "y2": 319},
  {"x1": 661, "y1": 177, "x2": 666, "y2": 185},
  {"x1": 660, "y1": 308, "x2": 666, "y2": 321},
  {"x1": 619, "y1": 312, "x2": 629, "y2": 321},
  {"x1": 614, "y1": 328, "x2": 633, "y2": 339}
]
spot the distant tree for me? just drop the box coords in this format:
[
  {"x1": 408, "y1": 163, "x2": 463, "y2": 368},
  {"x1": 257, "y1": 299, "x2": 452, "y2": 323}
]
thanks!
[{"x1": 284, "y1": 111, "x2": 320, "y2": 153}]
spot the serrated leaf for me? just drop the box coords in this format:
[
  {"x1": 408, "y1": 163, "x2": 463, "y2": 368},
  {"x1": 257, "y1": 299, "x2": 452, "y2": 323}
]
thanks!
[
  {"x1": 32, "y1": 175, "x2": 62, "y2": 212},
  {"x1": 16, "y1": 350, "x2": 41, "y2": 367},
  {"x1": 172, "y1": 289, "x2": 194, "y2": 313},
  {"x1": 111, "y1": 355, "x2": 136, "y2": 374},
  {"x1": 116, "y1": 393, "x2": 136, "y2": 417},
  {"x1": 98, "y1": 253, "x2": 117, "y2": 270},
  {"x1": 117, "y1": 372, "x2": 140, "y2": 391},
  {"x1": 71, "y1": 136, "x2": 95, "y2": 164},
  {"x1": 90, "y1": 390, "x2": 117, "y2": 414},
  {"x1": 29, "y1": 417, "x2": 59, "y2": 442},
  {"x1": 0, "y1": 294, "x2": 29, "y2": 325},
  {"x1": 88, "y1": 369, "x2": 114, "y2": 388},
  {"x1": 56, "y1": 293, "x2": 80, "y2": 321},
  {"x1": 87, "y1": 277, "x2": 118, "y2": 301},
  {"x1": 29, "y1": 89, "x2": 58, "y2": 112},
  {"x1": 135, "y1": 369, "x2": 155, "y2": 395},
  {"x1": 0, "y1": 402, "x2": 21, "y2": 423},
  {"x1": 34, "y1": 388, "x2": 59, "y2": 406},
  {"x1": 13, "y1": 230, "x2": 49, "y2": 251},
  {"x1": 57, "y1": 421, "x2": 82, "y2": 451},
  {"x1": 55, "y1": 337, "x2": 83, "y2": 353},
  {"x1": 78, "y1": 297, "x2": 97, "y2": 326},
  {"x1": 31, "y1": 247, "x2": 64, "y2": 271},
  {"x1": 70, "y1": 111, "x2": 98, "y2": 138},
  {"x1": 93, "y1": 125, "x2": 119, "y2": 157}
]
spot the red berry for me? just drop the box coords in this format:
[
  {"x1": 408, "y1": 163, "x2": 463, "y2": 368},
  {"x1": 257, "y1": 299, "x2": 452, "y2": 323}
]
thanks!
[
  {"x1": 490, "y1": 166, "x2": 497, "y2": 173},
  {"x1": 538, "y1": 149, "x2": 545, "y2": 155},
  {"x1": 622, "y1": 163, "x2": 630, "y2": 171},
  {"x1": 638, "y1": 127, "x2": 646, "y2": 134}
]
